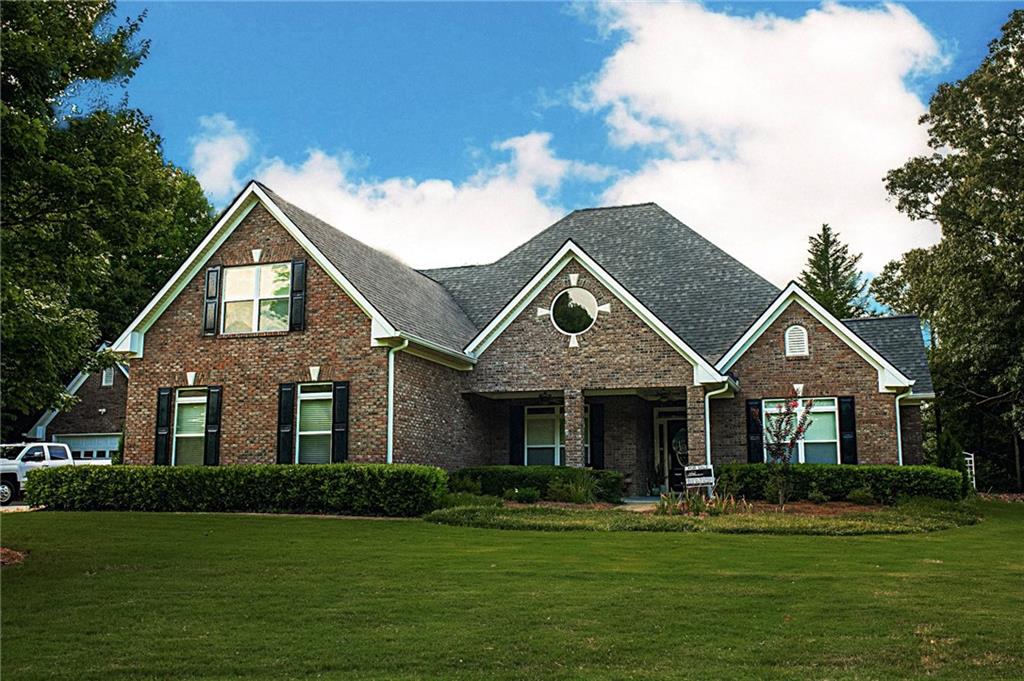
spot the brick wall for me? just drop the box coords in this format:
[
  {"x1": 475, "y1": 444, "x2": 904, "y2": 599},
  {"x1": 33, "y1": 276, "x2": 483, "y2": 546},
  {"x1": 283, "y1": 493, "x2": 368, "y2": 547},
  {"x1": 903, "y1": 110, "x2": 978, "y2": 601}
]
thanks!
[
  {"x1": 392, "y1": 351, "x2": 500, "y2": 470},
  {"x1": 468, "y1": 261, "x2": 696, "y2": 393},
  {"x1": 709, "y1": 303, "x2": 900, "y2": 465},
  {"x1": 123, "y1": 204, "x2": 389, "y2": 465},
  {"x1": 900, "y1": 404, "x2": 924, "y2": 465},
  {"x1": 48, "y1": 368, "x2": 127, "y2": 436}
]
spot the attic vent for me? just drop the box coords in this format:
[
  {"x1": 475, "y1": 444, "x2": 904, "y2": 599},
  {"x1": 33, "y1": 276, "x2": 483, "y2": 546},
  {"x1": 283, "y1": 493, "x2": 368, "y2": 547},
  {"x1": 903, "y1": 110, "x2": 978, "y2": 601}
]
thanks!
[{"x1": 785, "y1": 325, "x2": 809, "y2": 357}]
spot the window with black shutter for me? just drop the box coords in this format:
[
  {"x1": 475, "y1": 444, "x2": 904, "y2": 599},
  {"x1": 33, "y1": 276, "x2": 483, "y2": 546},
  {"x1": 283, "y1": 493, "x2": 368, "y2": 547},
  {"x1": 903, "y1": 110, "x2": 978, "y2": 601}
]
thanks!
[
  {"x1": 838, "y1": 396, "x2": 858, "y2": 465},
  {"x1": 154, "y1": 388, "x2": 173, "y2": 465},
  {"x1": 203, "y1": 386, "x2": 222, "y2": 466},
  {"x1": 509, "y1": 406, "x2": 524, "y2": 465},
  {"x1": 277, "y1": 383, "x2": 296, "y2": 464},
  {"x1": 290, "y1": 259, "x2": 307, "y2": 332},
  {"x1": 202, "y1": 266, "x2": 221, "y2": 336},
  {"x1": 746, "y1": 399, "x2": 763, "y2": 463},
  {"x1": 331, "y1": 381, "x2": 349, "y2": 463}
]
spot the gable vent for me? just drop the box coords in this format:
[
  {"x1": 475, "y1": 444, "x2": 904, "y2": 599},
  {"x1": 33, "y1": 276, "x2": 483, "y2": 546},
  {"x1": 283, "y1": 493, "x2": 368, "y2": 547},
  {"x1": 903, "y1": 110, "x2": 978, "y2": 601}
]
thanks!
[{"x1": 785, "y1": 325, "x2": 809, "y2": 357}]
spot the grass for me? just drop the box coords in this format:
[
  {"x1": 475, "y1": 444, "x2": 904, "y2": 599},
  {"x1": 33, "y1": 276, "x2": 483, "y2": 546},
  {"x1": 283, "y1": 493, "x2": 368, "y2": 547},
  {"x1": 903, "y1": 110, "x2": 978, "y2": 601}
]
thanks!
[
  {"x1": 425, "y1": 498, "x2": 982, "y2": 535},
  {"x1": 1, "y1": 501, "x2": 1022, "y2": 680}
]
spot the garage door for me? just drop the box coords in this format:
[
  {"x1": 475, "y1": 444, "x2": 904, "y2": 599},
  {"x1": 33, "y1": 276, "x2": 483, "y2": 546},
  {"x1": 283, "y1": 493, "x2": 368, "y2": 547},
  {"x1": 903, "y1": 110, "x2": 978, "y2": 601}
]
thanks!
[{"x1": 52, "y1": 435, "x2": 119, "y2": 460}]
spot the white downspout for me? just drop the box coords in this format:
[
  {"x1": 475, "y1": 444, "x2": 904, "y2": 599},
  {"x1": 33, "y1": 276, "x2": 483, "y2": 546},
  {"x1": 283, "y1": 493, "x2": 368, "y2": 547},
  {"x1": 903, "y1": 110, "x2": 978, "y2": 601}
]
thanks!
[
  {"x1": 704, "y1": 383, "x2": 730, "y2": 466},
  {"x1": 386, "y1": 339, "x2": 410, "y2": 464},
  {"x1": 895, "y1": 390, "x2": 909, "y2": 466}
]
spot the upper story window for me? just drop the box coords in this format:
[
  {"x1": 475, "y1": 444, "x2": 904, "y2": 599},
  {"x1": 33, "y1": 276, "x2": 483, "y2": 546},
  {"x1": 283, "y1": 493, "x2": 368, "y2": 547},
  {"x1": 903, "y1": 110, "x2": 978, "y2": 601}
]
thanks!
[
  {"x1": 784, "y1": 324, "x2": 809, "y2": 357},
  {"x1": 222, "y1": 263, "x2": 291, "y2": 334},
  {"x1": 101, "y1": 367, "x2": 115, "y2": 387}
]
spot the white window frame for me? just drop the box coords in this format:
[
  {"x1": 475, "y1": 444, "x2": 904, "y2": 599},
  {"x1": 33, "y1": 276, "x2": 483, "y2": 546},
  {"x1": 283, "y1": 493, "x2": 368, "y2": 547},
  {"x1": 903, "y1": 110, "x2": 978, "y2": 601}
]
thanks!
[
  {"x1": 784, "y1": 324, "x2": 809, "y2": 357},
  {"x1": 172, "y1": 388, "x2": 207, "y2": 466},
  {"x1": 523, "y1": 405, "x2": 590, "y2": 466},
  {"x1": 762, "y1": 397, "x2": 840, "y2": 464},
  {"x1": 295, "y1": 383, "x2": 333, "y2": 464},
  {"x1": 101, "y1": 367, "x2": 115, "y2": 387},
  {"x1": 221, "y1": 263, "x2": 291, "y2": 335}
]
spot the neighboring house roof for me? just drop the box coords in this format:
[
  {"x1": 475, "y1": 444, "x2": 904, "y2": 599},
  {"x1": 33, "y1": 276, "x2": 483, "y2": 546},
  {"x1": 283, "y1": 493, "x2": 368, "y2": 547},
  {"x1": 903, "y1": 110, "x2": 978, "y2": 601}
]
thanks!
[
  {"x1": 843, "y1": 315, "x2": 934, "y2": 395},
  {"x1": 424, "y1": 203, "x2": 780, "y2": 360},
  {"x1": 26, "y1": 343, "x2": 129, "y2": 438},
  {"x1": 257, "y1": 185, "x2": 479, "y2": 351}
]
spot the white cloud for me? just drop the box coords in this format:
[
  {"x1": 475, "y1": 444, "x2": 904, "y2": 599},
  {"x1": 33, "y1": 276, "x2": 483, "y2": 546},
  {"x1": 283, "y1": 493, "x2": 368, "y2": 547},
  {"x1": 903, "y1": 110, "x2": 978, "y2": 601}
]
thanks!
[
  {"x1": 254, "y1": 131, "x2": 606, "y2": 268},
  {"x1": 582, "y1": 1, "x2": 947, "y2": 284},
  {"x1": 190, "y1": 113, "x2": 252, "y2": 202}
]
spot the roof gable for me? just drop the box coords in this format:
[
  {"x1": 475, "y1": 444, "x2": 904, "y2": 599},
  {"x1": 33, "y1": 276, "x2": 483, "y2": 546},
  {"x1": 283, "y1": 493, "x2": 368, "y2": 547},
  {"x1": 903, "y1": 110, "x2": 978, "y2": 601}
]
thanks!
[
  {"x1": 715, "y1": 282, "x2": 915, "y2": 392},
  {"x1": 113, "y1": 182, "x2": 476, "y2": 358},
  {"x1": 424, "y1": 203, "x2": 779, "y2": 360},
  {"x1": 465, "y1": 239, "x2": 728, "y2": 384}
]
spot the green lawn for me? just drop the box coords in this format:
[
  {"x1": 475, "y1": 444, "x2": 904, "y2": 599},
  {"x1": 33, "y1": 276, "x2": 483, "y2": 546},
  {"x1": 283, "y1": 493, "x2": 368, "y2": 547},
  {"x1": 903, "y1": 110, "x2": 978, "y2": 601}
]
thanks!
[{"x1": 2, "y1": 503, "x2": 1022, "y2": 680}]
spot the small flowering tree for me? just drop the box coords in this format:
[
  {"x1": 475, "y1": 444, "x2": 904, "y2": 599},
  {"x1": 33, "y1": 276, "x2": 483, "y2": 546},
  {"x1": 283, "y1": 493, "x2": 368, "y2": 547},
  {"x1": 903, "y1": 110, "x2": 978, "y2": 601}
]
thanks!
[{"x1": 761, "y1": 396, "x2": 813, "y2": 509}]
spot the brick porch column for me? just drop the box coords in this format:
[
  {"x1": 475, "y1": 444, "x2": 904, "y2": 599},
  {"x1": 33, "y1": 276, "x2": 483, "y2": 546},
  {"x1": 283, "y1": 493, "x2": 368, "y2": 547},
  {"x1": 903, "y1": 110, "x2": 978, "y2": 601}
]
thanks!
[
  {"x1": 686, "y1": 385, "x2": 706, "y2": 465},
  {"x1": 563, "y1": 388, "x2": 585, "y2": 467}
]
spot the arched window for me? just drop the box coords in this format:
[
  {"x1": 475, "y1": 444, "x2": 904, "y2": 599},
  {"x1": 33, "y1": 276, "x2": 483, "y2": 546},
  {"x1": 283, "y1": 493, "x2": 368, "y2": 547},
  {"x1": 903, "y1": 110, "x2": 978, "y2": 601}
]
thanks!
[{"x1": 785, "y1": 325, "x2": 809, "y2": 357}]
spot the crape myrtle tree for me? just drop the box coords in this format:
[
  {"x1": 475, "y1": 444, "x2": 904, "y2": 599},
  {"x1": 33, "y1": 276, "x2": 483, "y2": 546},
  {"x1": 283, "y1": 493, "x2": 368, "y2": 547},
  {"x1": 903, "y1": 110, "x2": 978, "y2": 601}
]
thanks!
[
  {"x1": 798, "y1": 223, "x2": 869, "y2": 319},
  {"x1": 0, "y1": 1, "x2": 214, "y2": 438},
  {"x1": 761, "y1": 397, "x2": 812, "y2": 509},
  {"x1": 872, "y1": 10, "x2": 1023, "y2": 490}
]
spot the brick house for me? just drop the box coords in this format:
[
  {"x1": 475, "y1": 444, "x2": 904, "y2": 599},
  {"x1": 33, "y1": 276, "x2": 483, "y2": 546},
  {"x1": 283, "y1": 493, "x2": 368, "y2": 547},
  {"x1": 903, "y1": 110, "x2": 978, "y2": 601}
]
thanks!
[
  {"x1": 113, "y1": 181, "x2": 933, "y2": 493},
  {"x1": 27, "y1": 344, "x2": 129, "y2": 460}
]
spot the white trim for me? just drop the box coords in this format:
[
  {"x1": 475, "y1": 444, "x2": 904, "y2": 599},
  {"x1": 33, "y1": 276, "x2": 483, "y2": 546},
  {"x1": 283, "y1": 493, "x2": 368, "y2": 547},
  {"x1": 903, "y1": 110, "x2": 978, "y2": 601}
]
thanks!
[
  {"x1": 386, "y1": 340, "x2": 410, "y2": 464},
  {"x1": 464, "y1": 240, "x2": 726, "y2": 385},
  {"x1": 895, "y1": 390, "x2": 909, "y2": 466},
  {"x1": 112, "y1": 182, "x2": 398, "y2": 357},
  {"x1": 716, "y1": 282, "x2": 914, "y2": 392}
]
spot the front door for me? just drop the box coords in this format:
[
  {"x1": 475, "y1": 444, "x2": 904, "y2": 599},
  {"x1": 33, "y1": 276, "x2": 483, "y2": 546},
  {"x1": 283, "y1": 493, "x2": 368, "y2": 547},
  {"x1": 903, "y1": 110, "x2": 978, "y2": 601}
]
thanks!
[{"x1": 654, "y1": 409, "x2": 688, "y2": 492}]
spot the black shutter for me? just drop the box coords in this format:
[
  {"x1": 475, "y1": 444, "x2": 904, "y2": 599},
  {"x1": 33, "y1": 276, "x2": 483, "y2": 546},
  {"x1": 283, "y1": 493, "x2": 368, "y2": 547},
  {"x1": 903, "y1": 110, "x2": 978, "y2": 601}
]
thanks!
[
  {"x1": 202, "y1": 266, "x2": 221, "y2": 336},
  {"x1": 154, "y1": 388, "x2": 173, "y2": 465},
  {"x1": 839, "y1": 396, "x2": 857, "y2": 465},
  {"x1": 289, "y1": 259, "x2": 307, "y2": 332},
  {"x1": 331, "y1": 381, "x2": 349, "y2": 463},
  {"x1": 277, "y1": 383, "x2": 296, "y2": 464},
  {"x1": 589, "y1": 403, "x2": 605, "y2": 469},
  {"x1": 509, "y1": 406, "x2": 524, "y2": 465},
  {"x1": 746, "y1": 399, "x2": 764, "y2": 463},
  {"x1": 203, "y1": 386, "x2": 222, "y2": 466}
]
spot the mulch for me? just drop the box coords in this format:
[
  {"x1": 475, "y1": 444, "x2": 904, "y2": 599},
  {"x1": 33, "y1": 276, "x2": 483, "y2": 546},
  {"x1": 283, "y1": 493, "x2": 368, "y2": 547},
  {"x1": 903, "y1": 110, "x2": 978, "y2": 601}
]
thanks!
[
  {"x1": 745, "y1": 500, "x2": 883, "y2": 517},
  {"x1": 1, "y1": 547, "x2": 27, "y2": 567},
  {"x1": 979, "y1": 492, "x2": 1024, "y2": 503}
]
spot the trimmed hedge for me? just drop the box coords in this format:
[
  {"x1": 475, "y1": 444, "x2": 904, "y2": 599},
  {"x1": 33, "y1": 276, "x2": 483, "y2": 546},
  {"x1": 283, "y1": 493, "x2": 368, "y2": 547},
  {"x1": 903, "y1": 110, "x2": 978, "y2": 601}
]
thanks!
[
  {"x1": 716, "y1": 463, "x2": 964, "y2": 504},
  {"x1": 450, "y1": 465, "x2": 624, "y2": 503},
  {"x1": 24, "y1": 464, "x2": 448, "y2": 517}
]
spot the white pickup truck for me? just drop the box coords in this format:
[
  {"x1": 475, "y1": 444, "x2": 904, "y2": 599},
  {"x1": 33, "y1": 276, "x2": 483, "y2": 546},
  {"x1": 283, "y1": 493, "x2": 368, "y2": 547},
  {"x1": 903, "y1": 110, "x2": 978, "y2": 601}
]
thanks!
[{"x1": 0, "y1": 442, "x2": 111, "y2": 505}]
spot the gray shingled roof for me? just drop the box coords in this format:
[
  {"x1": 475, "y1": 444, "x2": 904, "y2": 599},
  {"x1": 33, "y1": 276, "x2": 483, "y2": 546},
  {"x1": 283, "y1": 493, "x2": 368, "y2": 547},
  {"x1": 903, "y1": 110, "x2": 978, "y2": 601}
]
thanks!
[
  {"x1": 423, "y1": 203, "x2": 781, "y2": 360},
  {"x1": 843, "y1": 315, "x2": 934, "y2": 394},
  {"x1": 260, "y1": 185, "x2": 479, "y2": 352}
]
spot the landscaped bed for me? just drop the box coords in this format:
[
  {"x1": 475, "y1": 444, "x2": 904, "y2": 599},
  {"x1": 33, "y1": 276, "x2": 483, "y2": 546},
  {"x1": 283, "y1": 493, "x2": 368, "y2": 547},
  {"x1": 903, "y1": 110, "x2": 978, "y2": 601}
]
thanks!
[{"x1": 425, "y1": 498, "x2": 981, "y2": 535}]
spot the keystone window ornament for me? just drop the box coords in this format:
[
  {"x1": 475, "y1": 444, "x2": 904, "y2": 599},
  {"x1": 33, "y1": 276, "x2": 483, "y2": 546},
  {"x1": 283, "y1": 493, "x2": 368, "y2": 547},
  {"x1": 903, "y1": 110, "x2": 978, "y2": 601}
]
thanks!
[{"x1": 535, "y1": 274, "x2": 611, "y2": 347}]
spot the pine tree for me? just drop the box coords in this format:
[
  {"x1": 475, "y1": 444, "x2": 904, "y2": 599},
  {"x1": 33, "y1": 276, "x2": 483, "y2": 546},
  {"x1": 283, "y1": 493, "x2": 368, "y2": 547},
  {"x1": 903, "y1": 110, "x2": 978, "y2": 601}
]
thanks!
[{"x1": 798, "y1": 224, "x2": 868, "y2": 319}]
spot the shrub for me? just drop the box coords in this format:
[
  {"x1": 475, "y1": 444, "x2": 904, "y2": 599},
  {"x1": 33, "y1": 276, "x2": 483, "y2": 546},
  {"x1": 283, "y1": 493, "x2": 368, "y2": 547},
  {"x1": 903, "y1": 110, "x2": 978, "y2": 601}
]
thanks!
[
  {"x1": 546, "y1": 476, "x2": 597, "y2": 504},
  {"x1": 502, "y1": 487, "x2": 541, "y2": 503},
  {"x1": 440, "y1": 492, "x2": 503, "y2": 509},
  {"x1": 935, "y1": 431, "x2": 970, "y2": 498},
  {"x1": 846, "y1": 486, "x2": 875, "y2": 505},
  {"x1": 449, "y1": 476, "x2": 482, "y2": 495},
  {"x1": 715, "y1": 464, "x2": 963, "y2": 503},
  {"x1": 451, "y1": 465, "x2": 624, "y2": 503},
  {"x1": 807, "y1": 483, "x2": 829, "y2": 504},
  {"x1": 24, "y1": 464, "x2": 448, "y2": 517}
]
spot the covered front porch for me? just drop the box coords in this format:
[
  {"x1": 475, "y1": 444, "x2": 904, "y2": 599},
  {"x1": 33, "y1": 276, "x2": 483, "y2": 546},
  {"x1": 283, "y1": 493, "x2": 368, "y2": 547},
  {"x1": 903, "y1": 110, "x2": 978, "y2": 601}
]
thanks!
[{"x1": 468, "y1": 386, "x2": 710, "y2": 495}]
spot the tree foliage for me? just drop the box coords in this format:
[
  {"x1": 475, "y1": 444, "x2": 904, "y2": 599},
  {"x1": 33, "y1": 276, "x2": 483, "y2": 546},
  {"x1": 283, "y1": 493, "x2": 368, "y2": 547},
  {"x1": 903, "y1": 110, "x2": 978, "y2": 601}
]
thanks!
[
  {"x1": 798, "y1": 224, "x2": 868, "y2": 319},
  {"x1": 1, "y1": 2, "x2": 213, "y2": 436},
  {"x1": 874, "y1": 10, "x2": 1023, "y2": 489}
]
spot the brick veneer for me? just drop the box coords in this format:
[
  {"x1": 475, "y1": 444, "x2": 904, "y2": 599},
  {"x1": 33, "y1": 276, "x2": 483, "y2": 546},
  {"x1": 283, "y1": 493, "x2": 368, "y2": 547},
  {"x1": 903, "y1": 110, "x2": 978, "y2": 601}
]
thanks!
[
  {"x1": 709, "y1": 303, "x2": 902, "y2": 465},
  {"x1": 47, "y1": 368, "x2": 127, "y2": 437},
  {"x1": 900, "y1": 405, "x2": 924, "y2": 465},
  {"x1": 123, "y1": 204, "x2": 389, "y2": 465}
]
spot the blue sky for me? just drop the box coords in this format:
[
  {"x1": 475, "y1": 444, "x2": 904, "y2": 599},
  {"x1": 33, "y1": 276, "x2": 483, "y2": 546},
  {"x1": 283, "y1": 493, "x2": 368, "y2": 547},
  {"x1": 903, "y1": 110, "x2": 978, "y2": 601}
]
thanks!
[{"x1": 114, "y1": 1, "x2": 1016, "y2": 281}]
